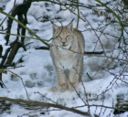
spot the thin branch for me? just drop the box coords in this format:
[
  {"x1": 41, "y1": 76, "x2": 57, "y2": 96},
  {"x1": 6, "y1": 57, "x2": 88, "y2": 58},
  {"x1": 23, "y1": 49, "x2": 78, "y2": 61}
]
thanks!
[{"x1": 7, "y1": 70, "x2": 30, "y2": 100}]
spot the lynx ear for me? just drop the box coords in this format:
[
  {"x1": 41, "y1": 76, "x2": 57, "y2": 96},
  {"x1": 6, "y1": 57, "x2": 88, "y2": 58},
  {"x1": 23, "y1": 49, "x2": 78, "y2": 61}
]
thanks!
[
  {"x1": 67, "y1": 19, "x2": 74, "y2": 30},
  {"x1": 53, "y1": 24, "x2": 59, "y2": 32},
  {"x1": 67, "y1": 23, "x2": 73, "y2": 30}
]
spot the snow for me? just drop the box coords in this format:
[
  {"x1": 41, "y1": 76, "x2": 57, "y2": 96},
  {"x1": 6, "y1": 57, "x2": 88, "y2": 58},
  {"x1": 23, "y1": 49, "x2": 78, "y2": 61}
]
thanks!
[{"x1": 0, "y1": 0, "x2": 128, "y2": 117}]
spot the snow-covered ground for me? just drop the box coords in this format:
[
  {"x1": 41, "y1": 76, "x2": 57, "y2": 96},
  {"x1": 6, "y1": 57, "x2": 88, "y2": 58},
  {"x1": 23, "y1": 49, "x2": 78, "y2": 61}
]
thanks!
[{"x1": 0, "y1": 0, "x2": 128, "y2": 117}]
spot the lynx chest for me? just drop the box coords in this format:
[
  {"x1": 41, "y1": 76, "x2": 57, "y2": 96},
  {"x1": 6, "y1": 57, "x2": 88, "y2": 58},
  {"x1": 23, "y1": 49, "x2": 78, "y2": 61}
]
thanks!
[{"x1": 57, "y1": 47, "x2": 79, "y2": 69}]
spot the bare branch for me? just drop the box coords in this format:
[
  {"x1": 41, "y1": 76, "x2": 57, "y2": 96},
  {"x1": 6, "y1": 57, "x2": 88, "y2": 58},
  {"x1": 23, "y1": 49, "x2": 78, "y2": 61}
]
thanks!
[{"x1": 0, "y1": 96, "x2": 90, "y2": 116}]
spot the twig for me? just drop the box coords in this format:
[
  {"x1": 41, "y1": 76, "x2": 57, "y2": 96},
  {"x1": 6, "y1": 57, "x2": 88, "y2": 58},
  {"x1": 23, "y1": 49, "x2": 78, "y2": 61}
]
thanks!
[{"x1": 7, "y1": 70, "x2": 30, "y2": 100}]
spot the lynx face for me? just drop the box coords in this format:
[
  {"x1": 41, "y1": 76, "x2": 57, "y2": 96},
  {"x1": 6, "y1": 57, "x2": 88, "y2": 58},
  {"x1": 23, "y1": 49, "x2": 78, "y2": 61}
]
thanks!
[
  {"x1": 53, "y1": 27, "x2": 74, "y2": 49},
  {"x1": 50, "y1": 24, "x2": 85, "y2": 91}
]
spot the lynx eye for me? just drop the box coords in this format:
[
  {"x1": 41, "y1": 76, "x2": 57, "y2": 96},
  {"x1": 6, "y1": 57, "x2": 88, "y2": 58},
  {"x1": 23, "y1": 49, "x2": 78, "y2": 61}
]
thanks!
[
  {"x1": 59, "y1": 36, "x2": 63, "y2": 41},
  {"x1": 66, "y1": 35, "x2": 73, "y2": 42},
  {"x1": 65, "y1": 35, "x2": 71, "y2": 41}
]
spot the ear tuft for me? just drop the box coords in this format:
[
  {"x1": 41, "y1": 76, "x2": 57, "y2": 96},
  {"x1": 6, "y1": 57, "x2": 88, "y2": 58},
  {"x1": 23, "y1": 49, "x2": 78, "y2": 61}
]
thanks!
[
  {"x1": 53, "y1": 24, "x2": 59, "y2": 32},
  {"x1": 67, "y1": 19, "x2": 74, "y2": 30},
  {"x1": 67, "y1": 23, "x2": 73, "y2": 30}
]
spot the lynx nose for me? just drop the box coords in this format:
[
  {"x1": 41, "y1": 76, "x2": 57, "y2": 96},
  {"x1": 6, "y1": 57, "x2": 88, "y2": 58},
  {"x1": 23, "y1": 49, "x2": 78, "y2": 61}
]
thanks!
[{"x1": 62, "y1": 42, "x2": 66, "y2": 46}]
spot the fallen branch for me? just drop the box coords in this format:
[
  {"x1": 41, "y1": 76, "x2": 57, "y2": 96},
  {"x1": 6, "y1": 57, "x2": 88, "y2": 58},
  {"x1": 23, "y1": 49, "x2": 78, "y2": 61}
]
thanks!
[
  {"x1": 0, "y1": 96, "x2": 90, "y2": 116},
  {"x1": 35, "y1": 46, "x2": 104, "y2": 55}
]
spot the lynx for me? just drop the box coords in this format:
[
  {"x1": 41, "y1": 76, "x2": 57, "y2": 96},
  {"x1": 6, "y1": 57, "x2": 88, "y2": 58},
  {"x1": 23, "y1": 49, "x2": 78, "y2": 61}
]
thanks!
[{"x1": 50, "y1": 24, "x2": 85, "y2": 90}]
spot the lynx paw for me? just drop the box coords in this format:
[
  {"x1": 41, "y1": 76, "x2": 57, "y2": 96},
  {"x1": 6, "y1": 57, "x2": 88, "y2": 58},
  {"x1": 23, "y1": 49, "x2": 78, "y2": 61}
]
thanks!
[
  {"x1": 59, "y1": 83, "x2": 68, "y2": 91},
  {"x1": 49, "y1": 83, "x2": 68, "y2": 92}
]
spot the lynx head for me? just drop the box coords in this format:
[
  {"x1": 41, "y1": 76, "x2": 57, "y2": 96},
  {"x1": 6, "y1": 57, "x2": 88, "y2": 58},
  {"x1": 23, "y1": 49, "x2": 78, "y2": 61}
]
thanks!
[{"x1": 53, "y1": 24, "x2": 74, "y2": 48}]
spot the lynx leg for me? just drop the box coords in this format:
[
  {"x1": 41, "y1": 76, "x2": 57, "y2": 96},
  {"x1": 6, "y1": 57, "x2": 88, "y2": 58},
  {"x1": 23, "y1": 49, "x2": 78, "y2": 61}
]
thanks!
[
  {"x1": 56, "y1": 69, "x2": 68, "y2": 90},
  {"x1": 68, "y1": 58, "x2": 83, "y2": 89},
  {"x1": 68, "y1": 68, "x2": 79, "y2": 90},
  {"x1": 77, "y1": 57, "x2": 84, "y2": 82}
]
